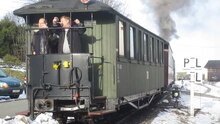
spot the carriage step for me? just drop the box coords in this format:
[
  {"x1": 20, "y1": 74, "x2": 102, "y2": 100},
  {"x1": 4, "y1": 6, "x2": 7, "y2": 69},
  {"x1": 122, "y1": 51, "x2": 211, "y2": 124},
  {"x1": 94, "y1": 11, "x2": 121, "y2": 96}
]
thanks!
[
  {"x1": 93, "y1": 96, "x2": 107, "y2": 105},
  {"x1": 16, "y1": 110, "x2": 30, "y2": 116},
  {"x1": 88, "y1": 109, "x2": 116, "y2": 116},
  {"x1": 94, "y1": 96, "x2": 106, "y2": 100}
]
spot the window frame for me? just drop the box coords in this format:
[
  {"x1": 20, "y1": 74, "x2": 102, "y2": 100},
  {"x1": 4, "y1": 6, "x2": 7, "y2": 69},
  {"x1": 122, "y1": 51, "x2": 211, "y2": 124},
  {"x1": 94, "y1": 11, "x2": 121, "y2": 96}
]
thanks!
[
  {"x1": 118, "y1": 20, "x2": 125, "y2": 57},
  {"x1": 150, "y1": 36, "x2": 154, "y2": 63},
  {"x1": 138, "y1": 30, "x2": 142, "y2": 62},
  {"x1": 129, "y1": 26, "x2": 135, "y2": 60},
  {"x1": 143, "y1": 33, "x2": 149, "y2": 62}
]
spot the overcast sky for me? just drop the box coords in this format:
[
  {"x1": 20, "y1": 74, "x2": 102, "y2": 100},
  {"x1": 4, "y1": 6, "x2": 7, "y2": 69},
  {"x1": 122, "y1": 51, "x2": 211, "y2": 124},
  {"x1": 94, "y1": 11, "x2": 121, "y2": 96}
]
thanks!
[
  {"x1": 2, "y1": 0, "x2": 220, "y2": 71},
  {"x1": 0, "y1": 0, "x2": 28, "y2": 19},
  {"x1": 125, "y1": 0, "x2": 220, "y2": 71}
]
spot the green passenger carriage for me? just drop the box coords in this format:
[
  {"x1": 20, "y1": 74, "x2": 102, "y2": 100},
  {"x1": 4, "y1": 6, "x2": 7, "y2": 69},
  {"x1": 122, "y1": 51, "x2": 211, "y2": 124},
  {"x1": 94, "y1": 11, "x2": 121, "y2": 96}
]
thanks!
[{"x1": 14, "y1": 0, "x2": 175, "y2": 123}]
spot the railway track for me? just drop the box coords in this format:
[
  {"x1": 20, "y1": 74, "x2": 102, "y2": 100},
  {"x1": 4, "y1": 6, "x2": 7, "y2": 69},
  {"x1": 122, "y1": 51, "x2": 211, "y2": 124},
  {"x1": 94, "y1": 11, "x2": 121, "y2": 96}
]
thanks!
[{"x1": 93, "y1": 92, "x2": 170, "y2": 124}]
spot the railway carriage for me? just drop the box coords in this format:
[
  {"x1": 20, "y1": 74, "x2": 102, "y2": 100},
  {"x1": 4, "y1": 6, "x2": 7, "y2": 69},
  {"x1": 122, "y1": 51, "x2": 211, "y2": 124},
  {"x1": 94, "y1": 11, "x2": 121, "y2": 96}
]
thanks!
[{"x1": 14, "y1": 0, "x2": 175, "y2": 123}]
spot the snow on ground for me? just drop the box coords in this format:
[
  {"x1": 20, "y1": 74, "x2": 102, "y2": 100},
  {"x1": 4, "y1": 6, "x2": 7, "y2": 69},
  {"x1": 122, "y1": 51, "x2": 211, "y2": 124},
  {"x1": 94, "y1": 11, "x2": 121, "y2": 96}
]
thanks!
[
  {"x1": 175, "y1": 80, "x2": 220, "y2": 98},
  {"x1": 10, "y1": 68, "x2": 26, "y2": 73},
  {"x1": 175, "y1": 80, "x2": 208, "y2": 94},
  {"x1": 215, "y1": 82, "x2": 220, "y2": 87},
  {"x1": 0, "y1": 80, "x2": 220, "y2": 124},
  {"x1": 0, "y1": 113, "x2": 58, "y2": 124},
  {"x1": 151, "y1": 93, "x2": 220, "y2": 124},
  {"x1": 204, "y1": 83, "x2": 220, "y2": 97},
  {"x1": 19, "y1": 91, "x2": 26, "y2": 99},
  {"x1": 151, "y1": 80, "x2": 220, "y2": 124}
]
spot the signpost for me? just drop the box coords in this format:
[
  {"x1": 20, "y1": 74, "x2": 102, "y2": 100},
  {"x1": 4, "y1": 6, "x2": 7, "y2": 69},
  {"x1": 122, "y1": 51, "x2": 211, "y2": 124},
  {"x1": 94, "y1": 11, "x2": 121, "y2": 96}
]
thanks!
[{"x1": 183, "y1": 57, "x2": 202, "y2": 116}]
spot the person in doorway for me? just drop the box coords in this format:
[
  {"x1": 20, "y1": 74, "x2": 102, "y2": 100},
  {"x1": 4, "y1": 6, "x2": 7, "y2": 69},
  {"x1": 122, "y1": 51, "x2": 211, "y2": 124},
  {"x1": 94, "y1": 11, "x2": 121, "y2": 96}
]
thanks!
[
  {"x1": 32, "y1": 18, "x2": 49, "y2": 55},
  {"x1": 58, "y1": 16, "x2": 86, "y2": 53}
]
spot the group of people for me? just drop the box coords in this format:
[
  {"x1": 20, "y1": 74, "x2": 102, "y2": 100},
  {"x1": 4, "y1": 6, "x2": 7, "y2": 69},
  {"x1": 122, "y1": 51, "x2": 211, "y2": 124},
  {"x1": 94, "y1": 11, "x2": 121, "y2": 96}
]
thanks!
[{"x1": 31, "y1": 16, "x2": 86, "y2": 55}]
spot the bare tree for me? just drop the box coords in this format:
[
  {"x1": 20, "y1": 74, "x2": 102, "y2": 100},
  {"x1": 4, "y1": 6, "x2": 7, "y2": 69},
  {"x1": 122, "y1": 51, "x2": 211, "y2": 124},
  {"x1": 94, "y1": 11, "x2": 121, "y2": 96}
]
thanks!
[
  {"x1": 6, "y1": 12, "x2": 25, "y2": 25},
  {"x1": 98, "y1": 0, "x2": 127, "y2": 15}
]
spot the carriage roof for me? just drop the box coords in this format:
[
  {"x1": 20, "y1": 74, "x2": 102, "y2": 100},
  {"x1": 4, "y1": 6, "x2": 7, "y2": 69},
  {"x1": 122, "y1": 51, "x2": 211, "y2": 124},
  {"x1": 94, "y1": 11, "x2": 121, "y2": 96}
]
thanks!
[
  {"x1": 13, "y1": 0, "x2": 169, "y2": 43},
  {"x1": 13, "y1": 0, "x2": 115, "y2": 17}
]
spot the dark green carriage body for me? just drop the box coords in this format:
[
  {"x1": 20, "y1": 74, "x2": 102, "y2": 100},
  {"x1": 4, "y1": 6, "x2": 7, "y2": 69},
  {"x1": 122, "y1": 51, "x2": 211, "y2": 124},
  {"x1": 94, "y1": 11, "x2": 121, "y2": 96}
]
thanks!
[{"x1": 77, "y1": 10, "x2": 166, "y2": 103}]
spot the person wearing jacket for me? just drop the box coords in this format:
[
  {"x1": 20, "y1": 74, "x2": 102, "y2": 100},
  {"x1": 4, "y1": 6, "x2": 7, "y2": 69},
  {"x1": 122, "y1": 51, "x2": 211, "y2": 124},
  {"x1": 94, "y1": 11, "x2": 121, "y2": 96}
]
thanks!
[
  {"x1": 58, "y1": 16, "x2": 86, "y2": 53},
  {"x1": 48, "y1": 16, "x2": 61, "y2": 53},
  {"x1": 32, "y1": 18, "x2": 49, "y2": 55}
]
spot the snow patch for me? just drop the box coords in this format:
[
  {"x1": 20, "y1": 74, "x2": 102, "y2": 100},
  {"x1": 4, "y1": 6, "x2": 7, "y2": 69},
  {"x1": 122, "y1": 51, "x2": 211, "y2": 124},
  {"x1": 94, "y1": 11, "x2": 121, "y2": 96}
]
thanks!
[{"x1": 0, "y1": 113, "x2": 58, "y2": 124}]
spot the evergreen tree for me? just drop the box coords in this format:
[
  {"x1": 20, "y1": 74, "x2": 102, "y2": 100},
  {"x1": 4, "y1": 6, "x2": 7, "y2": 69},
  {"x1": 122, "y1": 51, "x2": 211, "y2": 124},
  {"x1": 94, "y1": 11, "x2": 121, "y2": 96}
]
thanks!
[
  {"x1": 0, "y1": 15, "x2": 26, "y2": 61},
  {"x1": 0, "y1": 17, "x2": 17, "y2": 57}
]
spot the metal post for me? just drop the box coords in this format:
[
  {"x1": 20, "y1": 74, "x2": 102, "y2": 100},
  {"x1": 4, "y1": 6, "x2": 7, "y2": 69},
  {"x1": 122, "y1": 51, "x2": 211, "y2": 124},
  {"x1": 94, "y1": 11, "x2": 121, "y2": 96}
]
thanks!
[
  {"x1": 190, "y1": 72, "x2": 195, "y2": 116},
  {"x1": 183, "y1": 57, "x2": 202, "y2": 116}
]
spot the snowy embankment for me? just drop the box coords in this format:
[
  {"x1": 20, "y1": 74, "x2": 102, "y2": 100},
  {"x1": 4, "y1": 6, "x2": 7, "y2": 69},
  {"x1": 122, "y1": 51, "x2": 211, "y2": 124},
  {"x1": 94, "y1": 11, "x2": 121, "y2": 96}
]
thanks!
[{"x1": 151, "y1": 80, "x2": 220, "y2": 124}]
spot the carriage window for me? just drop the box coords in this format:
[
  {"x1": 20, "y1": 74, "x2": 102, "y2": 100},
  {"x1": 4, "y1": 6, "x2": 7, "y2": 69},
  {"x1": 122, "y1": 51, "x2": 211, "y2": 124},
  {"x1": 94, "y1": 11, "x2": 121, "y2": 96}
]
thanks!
[
  {"x1": 138, "y1": 30, "x2": 142, "y2": 61},
  {"x1": 153, "y1": 38, "x2": 157, "y2": 63},
  {"x1": 161, "y1": 42, "x2": 164, "y2": 63},
  {"x1": 119, "y1": 21, "x2": 125, "y2": 56},
  {"x1": 149, "y1": 37, "x2": 151, "y2": 62},
  {"x1": 158, "y1": 40, "x2": 163, "y2": 64},
  {"x1": 154, "y1": 39, "x2": 158, "y2": 63},
  {"x1": 143, "y1": 34, "x2": 148, "y2": 62},
  {"x1": 151, "y1": 37, "x2": 154, "y2": 63},
  {"x1": 130, "y1": 27, "x2": 135, "y2": 59},
  {"x1": 157, "y1": 40, "x2": 160, "y2": 63}
]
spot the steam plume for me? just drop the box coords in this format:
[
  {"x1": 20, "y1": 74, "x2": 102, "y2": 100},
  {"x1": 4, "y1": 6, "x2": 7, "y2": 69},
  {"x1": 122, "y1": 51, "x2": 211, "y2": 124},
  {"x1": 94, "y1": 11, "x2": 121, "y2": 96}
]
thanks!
[{"x1": 145, "y1": 0, "x2": 193, "y2": 41}]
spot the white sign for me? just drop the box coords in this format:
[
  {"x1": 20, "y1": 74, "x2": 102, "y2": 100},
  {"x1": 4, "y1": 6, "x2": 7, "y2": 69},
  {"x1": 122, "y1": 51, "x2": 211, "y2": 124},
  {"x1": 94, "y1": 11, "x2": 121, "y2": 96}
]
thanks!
[
  {"x1": 183, "y1": 57, "x2": 202, "y2": 82},
  {"x1": 184, "y1": 57, "x2": 201, "y2": 69},
  {"x1": 183, "y1": 57, "x2": 203, "y2": 116}
]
